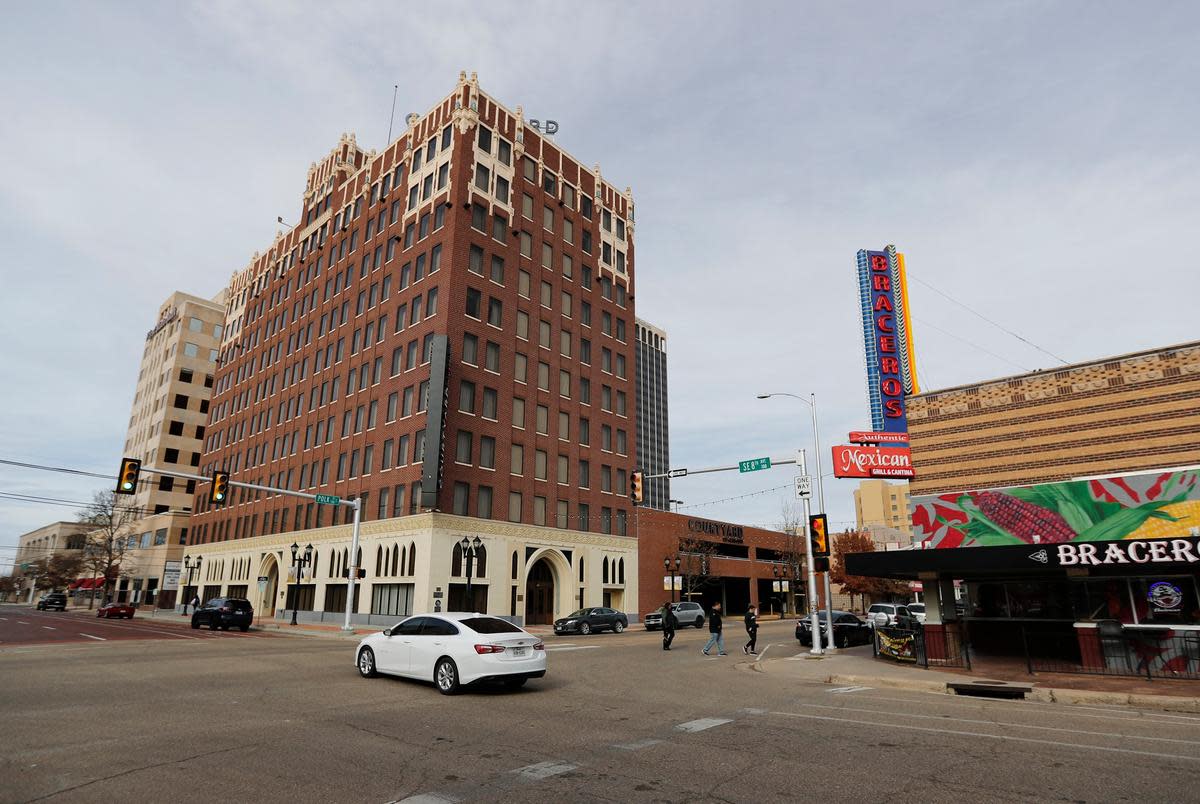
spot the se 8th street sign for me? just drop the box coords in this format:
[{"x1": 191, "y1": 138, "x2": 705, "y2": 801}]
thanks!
[{"x1": 738, "y1": 457, "x2": 772, "y2": 473}]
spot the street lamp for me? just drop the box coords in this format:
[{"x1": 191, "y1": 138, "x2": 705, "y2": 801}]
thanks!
[
  {"x1": 663, "y1": 555, "x2": 681, "y2": 603},
  {"x1": 459, "y1": 536, "x2": 482, "y2": 611},
  {"x1": 758, "y1": 391, "x2": 833, "y2": 653},
  {"x1": 182, "y1": 555, "x2": 202, "y2": 615},
  {"x1": 289, "y1": 542, "x2": 313, "y2": 626}
]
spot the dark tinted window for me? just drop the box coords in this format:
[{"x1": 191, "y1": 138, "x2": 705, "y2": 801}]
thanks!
[
  {"x1": 394, "y1": 617, "x2": 425, "y2": 636},
  {"x1": 421, "y1": 618, "x2": 460, "y2": 636},
  {"x1": 462, "y1": 617, "x2": 523, "y2": 634}
]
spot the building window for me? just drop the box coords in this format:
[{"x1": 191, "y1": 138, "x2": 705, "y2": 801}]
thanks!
[
  {"x1": 508, "y1": 492, "x2": 522, "y2": 523},
  {"x1": 453, "y1": 482, "x2": 470, "y2": 515}
]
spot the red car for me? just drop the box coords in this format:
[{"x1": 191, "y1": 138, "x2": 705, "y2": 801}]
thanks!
[{"x1": 97, "y1": 602, "x2": 136, "y2": 619}]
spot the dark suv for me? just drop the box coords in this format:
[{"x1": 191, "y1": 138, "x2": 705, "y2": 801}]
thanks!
[
  {"x1": 191, "y1": 597, "x2": 253, "y2": 632},
  {"x1": 36, "y1": 592, "x2": 67, "y2": 611}
]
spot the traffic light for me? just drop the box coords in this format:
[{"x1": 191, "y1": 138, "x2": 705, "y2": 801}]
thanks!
[
  {"x1": 209, "y1": 471, "x2": 230, "y2": 505},
  {"x1": 115, "y1": 458, "x2": 141, "y2": 495},
  {"x1": 630, "y1": 470, "x2": 644, "y2": 505},
  {"x1": 809, "y1": 513, "x2": 830, "y2": 557}
]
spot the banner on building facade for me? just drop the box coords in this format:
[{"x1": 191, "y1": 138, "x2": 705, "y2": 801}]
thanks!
[
  {"x1": 856, "y1": 246, "x2": 919, "y2": 437},
  {"x1": 162, "y1": 561, "x2": 181, "y2": 591}
]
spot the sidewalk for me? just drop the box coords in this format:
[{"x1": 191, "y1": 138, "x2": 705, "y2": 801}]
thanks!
[{"x1": 756, "y1": 645, "x2": 1200, "y2": 713}]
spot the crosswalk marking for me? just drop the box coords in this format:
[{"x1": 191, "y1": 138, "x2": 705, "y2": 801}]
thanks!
[
  {"x1": 676, "y1": 717, "x2": 733, "y2": 733},
  {"x1": 79, "y1": 633, "x2": 106, "y2": 641}
]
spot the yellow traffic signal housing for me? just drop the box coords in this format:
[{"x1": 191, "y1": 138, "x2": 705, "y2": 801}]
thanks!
[
  {"x1": 809, "y1": 514, "x2": 830, "y2": 557},
  {"x1": 116, "y1": 458, "x2": 141, "y2": 495},
  {"x1": 209, "y1": 471, "x2": 230, "y2": 505},
  {"x1": 630, "y1": 470, "x2": 644, "y2": 504}
]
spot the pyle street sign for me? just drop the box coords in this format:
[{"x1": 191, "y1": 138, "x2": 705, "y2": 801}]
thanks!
[
  {"x1": 315, "y1": 494, "x2": 341, "y2": 506},
  {"x1": 794, "y1": 475, "x2": 813, "y2": 499},
  {"x1": 738, "y1": 457, "x2": 772, "y2": 473}
]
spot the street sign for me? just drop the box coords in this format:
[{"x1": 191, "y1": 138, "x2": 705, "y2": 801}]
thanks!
[
  {"x1": 738, "y1": 457, "x2": 772, "y2": 473},
  {"x1": 794, "y1": 475, "x2": 813, "y2": 499},
  {"x1": 668, "y1": 468, "x2": 689, "y2": 478},
  {"x1": 315, "y1": 494, "x2": 341, "y2": 506}
]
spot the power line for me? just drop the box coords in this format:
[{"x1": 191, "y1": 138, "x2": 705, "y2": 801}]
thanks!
[
  {"x1": 914, "y1": 317, "x2": 1032, "y2": 373},
  {"x1": 676, "y1": 484, "x2": 792, "y2": 511},
  {"x1": 0, "y1": 458, "x2": 115, "y2": 481},
  {"x1": 908, "y1": 274, "x2": 1071, "y2": 366}
]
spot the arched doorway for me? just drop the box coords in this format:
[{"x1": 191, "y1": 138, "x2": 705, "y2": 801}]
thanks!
[
  {"x1": 525, "y1": 558, "x2": 556, "y2": 625},
  {"x1": 258, "y1": 555, "x2": 279, "y2": 621}
]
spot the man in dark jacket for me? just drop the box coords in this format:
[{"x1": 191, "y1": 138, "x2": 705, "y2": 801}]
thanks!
[
  {"x1": 743, "y1": 604, "x2": 759, "y2": 655},
  {"x1": 702, "y1": 602, "x2": 726, "y2": 655},
  {"x1": 661, "y1": 603, "x2": 678, "y2": 651}
]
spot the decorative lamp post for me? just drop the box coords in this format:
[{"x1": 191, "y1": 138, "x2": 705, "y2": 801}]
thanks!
[
  {"x1": 182, "y1": 555, "x2": 203, "y2": 615},
  {"x1": 664, "y1": 555, "x2": 681, "y2": 603},
  {"x1": 460, "y1": 536, "x2": 482, "y2": 611},
  {"x1": 289, "y1": 542, "x2": 313, "y2": 626}
]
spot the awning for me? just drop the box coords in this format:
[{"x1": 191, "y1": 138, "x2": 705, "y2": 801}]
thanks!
[
  {"x1": 71, "y1": 578, "x2": 107, "y2": 590},
  {"x1": 845, "y1": 536, "x2": 1200, "y2": 581}
]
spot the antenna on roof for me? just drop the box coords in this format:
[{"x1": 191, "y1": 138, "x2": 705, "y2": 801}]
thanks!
[{"x1": 386, "y1": 84, "x2": 399, "y2": 144}]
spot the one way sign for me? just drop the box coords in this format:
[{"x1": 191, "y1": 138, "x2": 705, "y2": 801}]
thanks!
[{"x1": 794, "y1": 475, "x2": 812, "y2": 499}]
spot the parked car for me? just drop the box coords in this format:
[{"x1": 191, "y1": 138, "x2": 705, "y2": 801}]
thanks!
[
  {"x1": 355, "y1": 613, "x2": 546, "y2": 695},
  {"x1": 190, "y1": 597, "x2": 253, "y2": 631},
  {"x1": 867, "y1": 603, "x2": 914, "y2": 627},
  {"x1": 795, "y1": 610, "x2": 873, "y2": 648},
  {"x1": 97, "y1": 602, "x2": 136, "y2": 619},
  {"x1": 553, "y1": 607, "x2": 628, "y2": 635},
  {"x1": 907, "y1": 603, "x2": 927, "y2": 624},
  {"x1": 644, "y1": 601, "x2": 705, "y2": 630},
  {"x1": 36, "y1": 592, "x2": 67, "y2": 611}
]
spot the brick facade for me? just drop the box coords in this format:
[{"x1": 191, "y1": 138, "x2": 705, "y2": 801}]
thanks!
[
  {"x1": 188, "y1": 73, "x2": 638, "y2": 549},
  {"x1": 906, "y1": 341, "x2": 1200, "y2": 495}
]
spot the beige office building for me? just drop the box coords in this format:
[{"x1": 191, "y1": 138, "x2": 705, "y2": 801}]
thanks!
[
  {"x1": 853, "y1": 479, "x2": 913, "y2": 538},
  {"x1": 110, "y1": 290, "x2": 226, "y2": 607}
]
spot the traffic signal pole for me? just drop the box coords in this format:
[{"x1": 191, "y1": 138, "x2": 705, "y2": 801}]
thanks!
[
  {"x1": 798, "y1": 450, "x2": 824, "y2": 655},
  {"x1": 129, "y1": 463, "x2": 363, "y2": 630},
  {"x1": 809, "y1": 394, "x2": 837, "y2": 653}
]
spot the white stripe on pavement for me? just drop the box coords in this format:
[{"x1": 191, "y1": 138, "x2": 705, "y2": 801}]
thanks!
[
  {"x1": 612, "y1": 738, "x2": 663, "y2": 751},
  {"x1": 17, "y1": 621, "x2": 30, "y2": 625},
  {"x1": 388, "y1": 794, "x2": 460, "y2": 804},
  {"x1": 676, "y1": 718, "x2": 733, "y2": 733},
  {"x1": 544, "y1": 645, "x2": 600, "y2": 652},
  {"x1": 42, "y1": 626, "x2": 56, "y2": 631},
  {"x1": 79, "y1": 633, "x2": 106, "y2": 641},
  {"x1": 769, "y1": 711, "x2": 1200, "y2": 761},
  {"x1": 513, "y1": 761, "x2": 578, "y2": 780}
]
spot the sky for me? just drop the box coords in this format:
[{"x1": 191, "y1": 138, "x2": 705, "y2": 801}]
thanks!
[{"x1": 2, "y1": 1, "x2": 1199, "y2": 570}]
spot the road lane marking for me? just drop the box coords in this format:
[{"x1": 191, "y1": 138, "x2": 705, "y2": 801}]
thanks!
[
  {"x1": 545, "y1": 645, "x2": 600, "y2": 652},
  {"x1": 789, "y1": 700, "x2": 1200, "y2": 745},
  {"x1": 17, "y1": 621, "x2": 31, "y2": 625},
  {"x1": 769, "y1": 710, "x2": 1200, "y2": 760},
  {"x1": 829, "y1": 686, "x2": 873, "y2": 694},
  {"x1": 612, "y1": 738, "x2": 663, "y2": 751},
  {"x1": 754, "y1": 644, "x2": 771, "y2": 661},
  {"x1": 513, "y1": 761, "x2": 578, "y2": 780},
  {"x1": 676, "y1": 718, "x2": 733, "y2": 733},
  {"x1": 79, "y1": 634, "x2": 106, "y2": 641},
  {"x1": 388, "y1": 794, "x2": 460, "y2": 803},
  {"x1": 41, "y1": 626, "x2": 56, "y2": 631}
]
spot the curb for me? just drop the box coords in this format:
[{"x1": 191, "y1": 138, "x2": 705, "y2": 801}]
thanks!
[{"x1": 826, "y1": 672, "x2": 952, "y2": 695}]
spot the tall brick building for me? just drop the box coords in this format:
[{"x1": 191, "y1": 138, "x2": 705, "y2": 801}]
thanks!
[
  {"x1": 183, "y1": 73, "x2": 640, "y2": 624},
  {"x1": 634, "y1": 318, "x2": 670, "y2": 510}
]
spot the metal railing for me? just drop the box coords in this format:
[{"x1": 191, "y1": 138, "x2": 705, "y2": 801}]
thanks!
[
  {"x1": 1022, "y1": 624, "x2": 1200, "y2": 681},
  {"x1": 872, "y1": 625, "x2": 971, "y2": 670}
]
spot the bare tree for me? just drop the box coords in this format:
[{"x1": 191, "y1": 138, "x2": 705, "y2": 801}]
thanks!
[
  {"x1": 774, "y1": 501, "x2": 810, "y2": 614},
  {"x1": 26, "y1": 554, "x2": 83, "y2": 593},
  {"x1": 676, "y1": 537, "x2": 717, "y2": 602},
  {"x1": 76, "y1": 490, "x2": 139, "y2": 609},
  {"x1": 0, "y1": 575, "x2": 17, "y2": 602}
]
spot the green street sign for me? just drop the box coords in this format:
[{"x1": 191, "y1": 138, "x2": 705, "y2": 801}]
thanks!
[
  {"x1": 738, "y1": 457, "x2": 772, "y2": 473},
  {"x1": 315, "y1": 494, "x2": 341, "y2": 506}
]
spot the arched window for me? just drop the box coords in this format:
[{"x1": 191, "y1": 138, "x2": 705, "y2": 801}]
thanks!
[
  {"x1": 408, "y1": 541, "x2": 416, "y2": 576},
  {"x1": 603, "y1": 556, "x2": 610, "y2": 584},
  {"x1": 475, "y1": 544, "x2": 487, "y2": 578},
  {"x1": 356, "y1": 546, "x2": 362, "y2": 572},
  {"x1": 375, "y1": 545, "x2": 382, "y2": 575},
  {"x1": 451, "y1": 542, "x2": 464, "y2": 576},
  {"x1": 578, "y1": 557, "x2": 585, "y2": 582},
  {"x1": 342, "y1": 548, "x2": 349, "y2": 577},
  {"x1": 392, "y1": 544, "x2": 400, "y2": 576},
  {"x1": 618, "y1": 558, "x2": 625, "y2": 584},
  {"x1": 511, "y1": 551, "x2": 519, "y2": 580}
]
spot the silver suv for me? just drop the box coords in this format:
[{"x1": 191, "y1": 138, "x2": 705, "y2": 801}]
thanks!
[
  {"x1": 644, "y1": 601, "x2": 705, "y2": 630},
  {"x1": 867, "y1": 603, "x2": 913, "y2": 627}
]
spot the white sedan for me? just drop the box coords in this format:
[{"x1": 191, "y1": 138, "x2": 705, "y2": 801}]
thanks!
[{"x1": 355, "y1": 612, "x2": 546, "y2": 694}]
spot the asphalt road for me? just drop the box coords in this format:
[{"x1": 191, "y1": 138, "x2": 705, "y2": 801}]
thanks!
[
  {"x1": 0, "y1": 608, "x2": 273, "y2": 646},
  {"x1": 2, "y1": 617, "x2": 1199, "y2": 803}
]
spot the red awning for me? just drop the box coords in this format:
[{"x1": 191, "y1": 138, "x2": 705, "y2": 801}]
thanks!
[{"x1": 73, "y1": 578, "x2": 106, "y2": 590}]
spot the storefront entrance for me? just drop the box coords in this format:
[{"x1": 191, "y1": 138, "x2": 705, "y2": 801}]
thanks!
[{"x1": 525, "y1": 558, "x2": 555, "y2": 625}]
